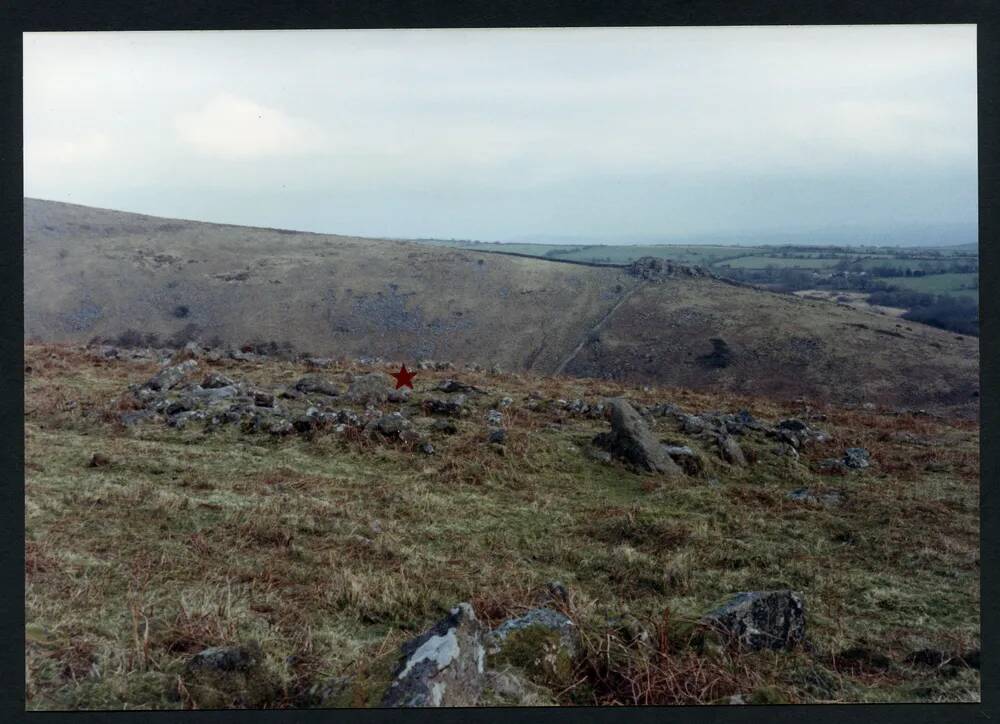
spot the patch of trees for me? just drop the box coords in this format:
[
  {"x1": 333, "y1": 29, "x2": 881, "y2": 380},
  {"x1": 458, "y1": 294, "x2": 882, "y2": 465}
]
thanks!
[
  {"x1": 716, "y1": 265, "x2": 979, "y2": 336},
  {"x1": 543, "y1": 246, "x2": 592, "y2": 258},
  {"x1": 865, "y1": 263, "x2": 978, "y2": 277},
  {"x1": 716, "y1": 266, "x2": 890, "y2": 293},
  {"x1": 698, "y1": 338, "x2": 733, "y2": 369},
  {"x1": 868, "y1": 290, "x2": 979, "y2": 336}
]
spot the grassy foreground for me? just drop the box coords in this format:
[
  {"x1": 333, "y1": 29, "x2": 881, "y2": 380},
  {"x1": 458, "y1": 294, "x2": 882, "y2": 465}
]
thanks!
[{"x1": 24, "y1": 343, "x2": 980, "y2": 708}]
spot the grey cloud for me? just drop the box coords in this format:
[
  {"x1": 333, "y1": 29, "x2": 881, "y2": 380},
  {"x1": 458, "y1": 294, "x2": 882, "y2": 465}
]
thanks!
[{"x1": 24, "y1": 26, "x2": 977, "y2": 243}]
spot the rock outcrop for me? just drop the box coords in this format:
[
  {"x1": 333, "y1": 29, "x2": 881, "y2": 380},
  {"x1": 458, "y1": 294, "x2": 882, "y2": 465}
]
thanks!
[
  {"x1": 701, "y1": 590, "x2": 806, "y2": 652},
  {"x1": 717, "y1": 435, "x2": 747, "y2": 466},
  {"x1": 844, "y1": 447, "x2": 871, "y2": 469},
  {"x1": 294, "y1": 375, "x2": 342, "y2": 397},
  {"x1": 143, "y1": 359, "x2": 198, "y2": 391},
  {"x1": 594, "y1": 398, "x2": 684, "y2": 476},
  {"x1": 485, "y1": 608, "x2": 579, "y2": 687},
  {"x1": 346, "y1": 372, "x2": 394, "y2": 405},
  {"x1": 381, "y1": 603, "x2": 487, "y2": 707},
  {"x1": 625, "y1": 256, "x2": 709, "y2": 281}
]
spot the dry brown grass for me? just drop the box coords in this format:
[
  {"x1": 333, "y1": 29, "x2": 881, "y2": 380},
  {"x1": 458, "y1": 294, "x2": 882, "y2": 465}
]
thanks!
[{"x1": 23, "y1": 342, "x2": 981, "y2": 709}]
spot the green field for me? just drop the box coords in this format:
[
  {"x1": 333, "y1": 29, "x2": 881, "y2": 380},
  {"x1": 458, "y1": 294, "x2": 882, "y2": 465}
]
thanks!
[
  {"x1": 433, "y1": 241, "x2": 979, "y2": 308},
  {"x1": 435, "y1": 241, "x2": 977, "y2": 279},
  {"x1": 714, "y1": 255, "x2": 844, "y2": 270},
  {"x1": 886, "y1": 273, "x2": 979, "y2": 299}
]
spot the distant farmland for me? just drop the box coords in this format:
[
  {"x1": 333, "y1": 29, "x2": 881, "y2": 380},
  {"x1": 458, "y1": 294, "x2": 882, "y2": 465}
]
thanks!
[{"x1": 887, "y1": 272, "x2": 979, "y2": 299}]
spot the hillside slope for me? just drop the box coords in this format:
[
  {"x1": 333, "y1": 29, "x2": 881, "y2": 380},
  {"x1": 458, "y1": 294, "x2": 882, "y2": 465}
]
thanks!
[
  {"x1": 24, "y1": 343, "x2": 980, "y2": 708},
  {"x1": 24, "y1": 198, "x2": 979, "y2": 414}
]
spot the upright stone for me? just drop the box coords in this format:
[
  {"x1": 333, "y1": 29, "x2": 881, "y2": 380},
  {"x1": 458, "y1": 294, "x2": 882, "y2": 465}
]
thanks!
[
  {"x1": 381, "y1": 603, "x2": 487, "y2": 707},
  {"x1": 594, "y1": 398, "x2": 683, "y2": 476}
]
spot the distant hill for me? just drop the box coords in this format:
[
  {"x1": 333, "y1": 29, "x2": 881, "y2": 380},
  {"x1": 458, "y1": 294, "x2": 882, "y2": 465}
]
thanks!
[
  {"x1": 502, "y1": 222, "x2": 979, "y2": 248},
  {"x1": 24, "y1": 198, "x2": 979, "y2": 414}
]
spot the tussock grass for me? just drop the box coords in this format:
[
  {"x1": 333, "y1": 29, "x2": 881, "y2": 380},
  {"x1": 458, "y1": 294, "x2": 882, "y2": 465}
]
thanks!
[{"x1": 24, "y1": 343, "x2": 979, "y2": 708}]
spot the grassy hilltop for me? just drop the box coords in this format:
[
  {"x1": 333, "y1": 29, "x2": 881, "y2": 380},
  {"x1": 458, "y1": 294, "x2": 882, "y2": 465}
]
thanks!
[{"x1": 25, "y1": 343, "x2": 979, "y2": 708}]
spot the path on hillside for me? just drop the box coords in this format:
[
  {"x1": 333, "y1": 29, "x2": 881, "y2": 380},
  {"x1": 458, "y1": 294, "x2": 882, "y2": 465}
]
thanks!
[{"x1": 551, "y1": 280, "x2": 647, "y2": 376}]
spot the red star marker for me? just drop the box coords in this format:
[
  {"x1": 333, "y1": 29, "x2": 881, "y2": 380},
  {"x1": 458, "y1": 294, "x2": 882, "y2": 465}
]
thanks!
[{"x1": 390, "y1": 363, "x2": 416, "y2": 390}]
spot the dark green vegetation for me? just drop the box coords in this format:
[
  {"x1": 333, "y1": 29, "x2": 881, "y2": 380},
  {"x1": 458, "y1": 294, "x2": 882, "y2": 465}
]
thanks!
[
  {"x1": 24, "y1": 199, "x2": 978, "y2": 415},
  {"x1": 25, "y1": 344, "x2": 979, "y2": 708}
]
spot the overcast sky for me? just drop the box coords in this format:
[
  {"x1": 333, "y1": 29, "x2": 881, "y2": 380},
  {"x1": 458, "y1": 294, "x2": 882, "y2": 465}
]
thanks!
[{"x1": 24, "y1": 26, "x2": 977, "y2": 243}]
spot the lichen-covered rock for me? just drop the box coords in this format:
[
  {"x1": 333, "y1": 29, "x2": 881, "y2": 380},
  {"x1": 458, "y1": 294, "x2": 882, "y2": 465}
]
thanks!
[
  {"x1": 201, "y1": 372, "x2": 236, "y2": 389},
  {"x1": 626, "y1": 256, "x2": 708, "y2": 280},
  {"x1": 662, "y1": 445, "x2": 704, "y2": 475},
  {"x1": 381, "y1": 602, "x2": 487, "y2": 707},
  {"x1": 294, "y1": 375, "x2": 342, "y2": 397},
  {"x1": 167, "y1": 410, "x2": 205, "y2": 429},
  {"x1": 730, "y1": 409, "x2": 761, "y2": 433},
  {"x1": 268, "y1": 419, "x2": 294, "y2": 436},
  {"x1": 252, "y1": 389, "x2": 275, "y2": 407},
  {"x1": 701, "y1": 590, "x2": 806, "y2": 651},
  {"x1": 717, "y1": 435, "x2": 747, "y2": 466},
  {"x1": 646, "y1": 402, "x2": 680, "y2": 417},
  {"x1": 422, "y1": 395, "x2": 468, "y2": 417},
  {"x1": 479, "y1": 666, "x2": 557, "y2": 706},
  {"x1": 133, "y1": 385, "x2": 159, "y2": 404},
  {"x1": 191, "y1": 385, "x2": 238, "y2": 402},
  {"x1": 143, "y1": 359, "x2": 198, "y2": 391},
  {"x1": 485, "y1": 608, "x2": 578, "y2": 686},
  {"x1": 844, "y1": 447, "x2": 871, "y2": 469},
  {"x1": 305, "y1": 357, "x2": 335, "y2": 369},
  {"x1": 594, "y1": 398, "x2": 684, "y2": 476},
  {"x1": 346, "y1": 373, "x2": 393, "y2": 405},
  {"x1": 388, "y1": 387, "x2": 411, "y2": 403},
  {"x1": 163, "y1": 397, "x2": 196, "y2": 416},
  {"x1": 372, "y1": 412, "x2": 411, "y2": 438},
  {"x1": 677, "y1": 413, "x2": 707, "y2": 435},
  {"x1": 332, "y1": 409, "x2": 362, "y2": 427},
  {"x1": 181, "y1": 642, "x2": 281, "y2": 708},
  {"x1": 770, "y1": 419, "x2": 830, "y2": 449},
  {"x1": 438, "y1": 379, "x2": 475, "y2": 394}
]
